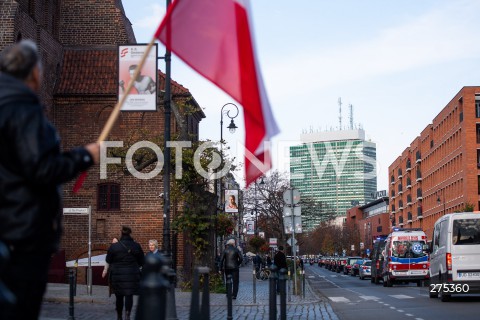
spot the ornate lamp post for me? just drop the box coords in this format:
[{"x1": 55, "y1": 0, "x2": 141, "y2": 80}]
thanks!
[
  {"x1": 216, "y1": 103, "x2": 239, "y2": 255},
  {"x1": 436, "y1": 189, "x2": 446, "y2": 215}
]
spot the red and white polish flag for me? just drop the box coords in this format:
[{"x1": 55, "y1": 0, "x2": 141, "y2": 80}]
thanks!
[{"x1": 155, "y1": 0, "x2": 279, "y2": 186}]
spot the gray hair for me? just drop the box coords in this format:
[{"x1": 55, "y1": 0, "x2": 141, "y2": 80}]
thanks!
[
  {"x1": 148, "y1": 239, "x2": 158, "y2": 248},
  {"x1": 0, "y1": 39, "x2": 40, "y2": 80},
  {"x1": 227, "y1": 239, "x2": 235, "y2": 246}
]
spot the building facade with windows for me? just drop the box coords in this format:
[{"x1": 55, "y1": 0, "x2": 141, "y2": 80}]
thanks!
[
  {"x1": 290, "y1": 129, "x2": 377, "y2": 231},
  {"x1": 2, "y1": 0, "x2": 205, "y2": 281},
  {"x1": 388, "y1": 87, "x2": 480, "y2": 239}
]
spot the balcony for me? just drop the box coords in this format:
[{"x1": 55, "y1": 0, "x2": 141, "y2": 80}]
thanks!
[
  {"x1": 399, "y1": 216, "x2": 404, "y2": 226},
  {"x1": 407, "y1": 212, "x2": 413, "y2": 223},
  {"x1": 417, "y1": 206, "x2": 423, "y2": 219},
  {"x1": 416, "y1": 188, "x2": 423, "y2": 201},
  {"x1": 390, "y1": 175, "x2": 395, "y2": 185},
  {"x1": 416, "y1": 151, "x2": 422, "y2": 163},
  {"x1": 391, "y1": 205, "x2": 396, "y2": 214},
  {"x1": 406, "y1": 195, "x2": 412, "y2": 206},
  {"x1": 416, "y1": 170, "x2": 422, "y2": 182},
  {"x1": 399, "y1": 200, "x2": 404, "y2": 210},
  {"x1": 398, "y1": 184, "x2": 403, "y2": 195},
  {"x1": 406, "y1": 159, "x2": 411, "y2": 172},
  {"x1": 398, "y1": 168, "x2": 403, "y2": 179}
]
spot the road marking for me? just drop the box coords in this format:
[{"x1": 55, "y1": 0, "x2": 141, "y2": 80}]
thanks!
[
  {"x1": 329, "y1": 297, "x2": 350, "y2": 302},
  {"x1": 359, "y1": 295, "x2": 380, "y2": 300},
  {"x1": 390, "y1": 294, "x2": 414, "y2": 299}
]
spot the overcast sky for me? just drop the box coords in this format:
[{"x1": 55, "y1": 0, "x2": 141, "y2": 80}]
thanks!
[{"x1": 122, "y1": 0, "x2": 480, "y2": 190}]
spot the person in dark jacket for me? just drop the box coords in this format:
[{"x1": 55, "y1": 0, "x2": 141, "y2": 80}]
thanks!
[
  {"x1": 0, "y1": 40, "x2": 100, "y2": 320},
  {"x1": 220, "y1": 239, "x2": 243, "y2": 299},
  {"x1": 106, "y1": 226, "x2": 145, "y2": 320},
  {"x1": 274, "y1": 246, "x2": 288, "y2": 294}
]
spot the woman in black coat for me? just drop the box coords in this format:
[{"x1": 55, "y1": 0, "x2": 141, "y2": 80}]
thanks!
[{"x1": 106, "y1": 226, "x2": 145, "y2": 320}]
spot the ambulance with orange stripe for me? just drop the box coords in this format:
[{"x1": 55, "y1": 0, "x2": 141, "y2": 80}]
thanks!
[{"x1": 381, "y1": 228, "x2": 430, "y2": 287}]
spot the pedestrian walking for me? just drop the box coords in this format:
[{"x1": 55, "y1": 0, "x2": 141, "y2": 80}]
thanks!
[
  {"x1": 0, "y1": 39, "x2": 100, "y2": 320},
  {"x1": 105, "y1": 226, "x2": 145, "y2": 320},
  {"x1": 146, "y1": 239, "x2": 161, "y2": 257},
  {"x1": 220, "y1": 239, "x2": 243, "y2": 299}
]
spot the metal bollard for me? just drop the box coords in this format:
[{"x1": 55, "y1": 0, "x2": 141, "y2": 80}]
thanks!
[
  {"x1": 268, "y1": 265, "x2": 278, "y2": 320},
  {"x1": 279, "y1": 268, "x2": 287, "y2": 320},
  {"x1": 189, "y1": 267, "x2": 210, "y2": 320},
  {"x1": 164, "y1": 258, "x2": 178, "y2": 320},
  {"x1": 302, "y1": 268, "x2": 305, "y2": 298},
  {"x1": 135, "y1": 254, "x2": 170, "y2": 320},
  {"x1": 252, "y1": 264, "x2": 256, "y2": 304},
  {"x1": 226, "y1": 274, "x2": 233, "y2": 320},
  {"x1": 68, "y1": 269, "x2": 75, "y2": 320}
]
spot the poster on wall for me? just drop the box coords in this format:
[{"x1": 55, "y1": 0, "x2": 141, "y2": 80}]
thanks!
[
  {"x1": 224, "y1": 189, "x2": 239, "y2": 213},
  {"x1": 118, "y1": 44, "x2": 158, "y2": 111}
]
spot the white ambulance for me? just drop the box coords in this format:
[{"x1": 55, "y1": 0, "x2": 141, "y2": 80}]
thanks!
[{"x1": 381, "y1": 228, "x2": 430, "y2": 287}]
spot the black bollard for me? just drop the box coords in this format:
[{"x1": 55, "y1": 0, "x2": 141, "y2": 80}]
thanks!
[
  {"x1": 135, "y1": 254, "x2": 170, "y2": 320},
  {"x1": 68, "y1": 269, "x2": 75, "y2": 320},
  {"x1": 199, "y1": 268, "x2": 210, "y2": 320},
  {"x1": 302, "y1": 268, "x2": 305, "y2": 298},
  {"x1": 189, "y1": 267, "x2": 210, "y2": 320},
  {"x1": 279, "y1": 268, "x2": 287, "y2": 320},
  {"x1": 268, "y1": 265, "x2": 278, "y2": 320},
  {"x1": 226, "y1": 274, "x2": 233, "y2": 320},
  {"x1": 165, "y1": 265, "x2": 178, "y2": 320}
]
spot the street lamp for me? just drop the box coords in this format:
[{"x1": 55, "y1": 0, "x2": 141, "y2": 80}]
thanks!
[
  {"x1": 219, "y1": 103, "x2": 239, "y2": 206},
  {"x1": 436, "y1": 189, "x2": 446, "y2": 215},
  {"x1": 215, "y1": 103, "x2": 239, "y2": 255},
  {"x1": 254, "y1": 176, "x2": 265, "y2": 235}
]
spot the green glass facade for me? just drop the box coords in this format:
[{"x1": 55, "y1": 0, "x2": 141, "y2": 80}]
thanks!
[{"x1": 290, "y1": 130, "x2": 377, "y2": 231}]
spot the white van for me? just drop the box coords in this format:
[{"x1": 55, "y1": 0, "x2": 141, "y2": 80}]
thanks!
[{"x1": 429, "y1": 212, "x2": 480, "y2": 301}]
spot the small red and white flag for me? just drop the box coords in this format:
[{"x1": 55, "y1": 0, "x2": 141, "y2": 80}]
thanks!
[{"x1": 155, "y1": 0, "x2": 279, "y2": 186}]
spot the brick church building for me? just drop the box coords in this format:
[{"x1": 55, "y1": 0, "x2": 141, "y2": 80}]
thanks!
[{"x1": 1, "y1": 0, "x2": 206, "y2": 283}]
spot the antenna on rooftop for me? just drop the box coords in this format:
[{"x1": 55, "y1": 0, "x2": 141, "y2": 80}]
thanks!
[
  {"x1": 349, "y1": 104, "x2": 354, "y2": 130},
  {"x1": 338, "y1": 97, "x2": 342, "y2": 130}
]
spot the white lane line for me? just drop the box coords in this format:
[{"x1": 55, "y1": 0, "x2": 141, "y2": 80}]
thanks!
[
  {"x1": 329, "y1": 297, "x2": 350, "y2": 303},
  {"x1": 390, "y1": 294, "x2": 414, "y2": 299},
  {"x1": 359, "y1": 295, "x2": 380, "y2": 300}
]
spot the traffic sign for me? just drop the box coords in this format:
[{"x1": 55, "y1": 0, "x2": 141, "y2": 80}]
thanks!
[{"x1": 283, "y1": 188, "x2": 300, "y2": 205}]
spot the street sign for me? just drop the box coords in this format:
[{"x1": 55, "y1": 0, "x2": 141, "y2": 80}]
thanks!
[
  {"x1": 283, "y1": 206, "x2": 301, "y2": 217},
  {"x1": 287, "y1": 237, "x2": 298, "y2": 246},
  {"x1": 284, "y1": 216, "x2": 302, "y2": 234},
  {"x1": 63, "y1": 208, "x2": 89, "y2": 215},
  {"x1": 283, "y1": 188, "x2": 300, "y2": 205}
]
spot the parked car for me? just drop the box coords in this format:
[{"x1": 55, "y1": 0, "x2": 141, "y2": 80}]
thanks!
[
  {"x1": 336, "y1": 257, "x2": 347, "y2": 273},
  {"x1": 359, "y1": 260, "x2": 372, "y2": 280},
  {"x1": 429, "y1": 212, "x2": 480, "y2": 301},
  {"x1": 351, "y1": 259, "x2": 364, "y2": 276},
  {"x1": 344, "y1": 256, "x2": 362, "y2": 275},
  {"x1": 370, "y1": 237, "x2": 387, "y2": 284}
]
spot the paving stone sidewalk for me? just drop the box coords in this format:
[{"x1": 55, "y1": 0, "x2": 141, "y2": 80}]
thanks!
[{"x1": 40, "y1": 266, "x2": 338, "y2": 319}]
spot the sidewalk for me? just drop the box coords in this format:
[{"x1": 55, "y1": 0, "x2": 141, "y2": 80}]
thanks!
[{"x1": 40, "y1": 266, "x2": 338, "y2": 319}]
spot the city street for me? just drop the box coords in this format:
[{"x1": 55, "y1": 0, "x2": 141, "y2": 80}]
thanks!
[{"x1": 305, "y1": 264, "x2": 480, "y2": 320}]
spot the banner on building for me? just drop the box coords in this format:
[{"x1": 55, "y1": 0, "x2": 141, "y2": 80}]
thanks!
[
  {"x1": 224, "y1": 189, "x2": 239, "y2": 213},
  {"x1": 118, "y1": 44, "x2": 158, "y2": 111}
]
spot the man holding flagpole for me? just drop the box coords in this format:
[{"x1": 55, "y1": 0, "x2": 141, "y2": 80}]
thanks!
[{"x1": 0, "y1": 40, "x2": 100, "y2": 320}]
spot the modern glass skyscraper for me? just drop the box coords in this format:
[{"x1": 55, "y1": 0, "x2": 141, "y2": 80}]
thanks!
[{"x1": 290, "y1": 129, "x2": 377, "y2": 231}]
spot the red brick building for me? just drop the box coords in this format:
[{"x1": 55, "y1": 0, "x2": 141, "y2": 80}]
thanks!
[
  {"x1": 388, "y1": 87, "x2": 480, "y2": 240},
  {"x1": 1, "y1": 0, "x2": 206, "y2": 282},
  {"x1": 345, "y1": 197, "x2": 390, "y2": 255}
]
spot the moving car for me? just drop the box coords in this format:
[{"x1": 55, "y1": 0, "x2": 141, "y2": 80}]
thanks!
[
  {"x1": 381, "y1": 228, "x2": 429, "y2": 287},
  {"x1": 343, "y1": 256, "x2": 362, "y2": 275}
]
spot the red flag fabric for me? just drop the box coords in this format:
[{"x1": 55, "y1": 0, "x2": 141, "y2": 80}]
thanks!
[{"x1": 155, "y1": 0, "x2": 279, "y2": 186}]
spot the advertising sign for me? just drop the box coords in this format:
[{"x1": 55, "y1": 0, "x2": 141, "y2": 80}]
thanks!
[
  {"x1": 118, "y1": 44, "x2": 158, "y2": 111},
  {"x1": 224, "y1": 189, "x2": 239, "y2": 213}
]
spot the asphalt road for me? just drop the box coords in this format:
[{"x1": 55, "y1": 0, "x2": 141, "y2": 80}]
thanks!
[{"x1": 305, "y1": 264, "x2": 480, "y2": 320}]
